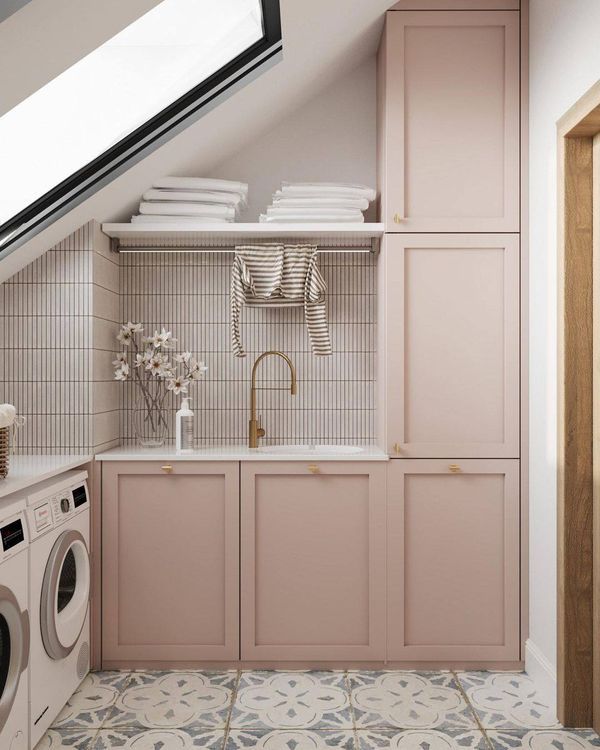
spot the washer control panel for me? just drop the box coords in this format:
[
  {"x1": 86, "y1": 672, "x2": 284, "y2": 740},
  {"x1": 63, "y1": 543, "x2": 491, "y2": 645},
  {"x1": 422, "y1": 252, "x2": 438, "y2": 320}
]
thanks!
[
  {"x1": 0, "y1": 510, "x2": 28, "y2": 562},
  {"x1": 51, "y1": 493, "x2": 73, "y2": 523},
  {"x1": 25, "y1": 470, "x2": 89, "y2": 541}
]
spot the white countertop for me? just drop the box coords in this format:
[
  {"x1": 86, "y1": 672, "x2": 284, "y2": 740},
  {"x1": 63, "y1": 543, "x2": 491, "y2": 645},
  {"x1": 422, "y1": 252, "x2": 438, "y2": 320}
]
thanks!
[
  {"x1": 0, "y1": 454, "x2": 93, "y2": 499},
  {"x1": 95, "y1": 444, "x2": 389, "y2": 462}
]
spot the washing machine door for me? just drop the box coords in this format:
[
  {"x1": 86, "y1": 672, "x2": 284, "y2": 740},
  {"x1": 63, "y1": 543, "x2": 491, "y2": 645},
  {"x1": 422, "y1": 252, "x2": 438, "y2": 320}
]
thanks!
[
  {"x1": 0, "y1": 585, "x2": 29, "y2": 733},
  {"x1": 41, "y1": 530, "x2": 90, "y2": 660}
]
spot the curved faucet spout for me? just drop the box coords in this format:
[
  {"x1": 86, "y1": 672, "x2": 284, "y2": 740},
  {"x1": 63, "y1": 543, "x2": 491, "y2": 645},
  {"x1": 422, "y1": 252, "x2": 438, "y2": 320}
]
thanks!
[{"x1": 249, "y1": 351, "x2": 297, "y2": 448}]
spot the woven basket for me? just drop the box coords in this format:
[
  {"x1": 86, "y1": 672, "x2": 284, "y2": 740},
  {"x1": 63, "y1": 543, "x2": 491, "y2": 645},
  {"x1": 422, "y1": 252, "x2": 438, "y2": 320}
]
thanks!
[{"x1": 0, "y1": 426, "x2": 9, "y2": 479}]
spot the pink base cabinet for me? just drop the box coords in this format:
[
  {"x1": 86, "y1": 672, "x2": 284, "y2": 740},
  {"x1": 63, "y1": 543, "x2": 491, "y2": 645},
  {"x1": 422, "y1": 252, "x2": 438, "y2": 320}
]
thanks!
[
  {"x1": 240, "y1": 461, "x2": 386, "y2": 661},
  {"x1": 102, "y1": 461, "x2": 240, "y2": 664},
  {"x1": 387, "y1": 459, "x2": 520, "y2": 661}
]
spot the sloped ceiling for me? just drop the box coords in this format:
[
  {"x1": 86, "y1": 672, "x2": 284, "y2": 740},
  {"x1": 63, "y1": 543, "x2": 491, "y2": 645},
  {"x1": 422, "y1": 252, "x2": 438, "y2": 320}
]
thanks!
[{"x1": 0, "y1": 0, "x2": 392, "y2": 282}]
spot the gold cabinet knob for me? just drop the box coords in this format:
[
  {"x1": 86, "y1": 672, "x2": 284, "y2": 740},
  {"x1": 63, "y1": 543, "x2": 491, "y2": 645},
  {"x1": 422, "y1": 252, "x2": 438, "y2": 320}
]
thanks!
[
  {"x1": 393, "y1": 213, "x2": 403, "y2": 224},
  {"x1": 392, "y1": 443, "x2": 401, "y2": 455},
  {"x1": 161, "y1": 465, "x2": 173, "y2": 473},
  {"x1": 308, "y1": 464, "x2": 320, "y2": 474},
  {"x1": 448, "y1": 464, "x2": 461, "y2": 473}
]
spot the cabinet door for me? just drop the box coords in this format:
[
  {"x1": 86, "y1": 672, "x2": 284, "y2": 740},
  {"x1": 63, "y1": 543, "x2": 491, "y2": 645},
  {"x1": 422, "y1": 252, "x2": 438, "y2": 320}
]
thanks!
[
  {"x1": 387, "y1": 459, "x2": 520, "y2": 661},
  {"x1": 102, "y1": 461, "x2": 239, "y2": 665},
  {"x1": 241, "y1": 461, "x2": 386, "y2": 661},
  {"x1": 380, "y1": 10, "x2": 519, "y2": 232},
  {"x1": 385, "y1": 234, "x2": 519, "y2": 458}
]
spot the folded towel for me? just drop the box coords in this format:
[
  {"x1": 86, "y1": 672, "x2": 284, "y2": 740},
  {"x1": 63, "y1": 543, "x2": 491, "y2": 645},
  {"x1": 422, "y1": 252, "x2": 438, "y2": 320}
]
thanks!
[
  {"x1": 0, "y1": 404, "x2": 16, "y2": 429},
  {"x1": 271, "y1": 196, "x2": 369, "y2": 210},
  {"x1": 153, "y1": 177, "x2": 248, "y2": 196},
  {"x1": 266, "y1": 206, "x2": 364, "y2": 219},
  {"x1": 259, "y1": 213, "x2": 364, "y2": 223},
  {"x1": 131, "y1": 215, "x2": 230, "y2": 224},
  {"x1": 280, "y1": 182, "x2": 376, "y2": 202},
  {"x1": 142, "y1": 189, "x2": 246, "y2": 207},
  {"x1": 139, "y1": 202, "x2": 236, "y2": 219}
]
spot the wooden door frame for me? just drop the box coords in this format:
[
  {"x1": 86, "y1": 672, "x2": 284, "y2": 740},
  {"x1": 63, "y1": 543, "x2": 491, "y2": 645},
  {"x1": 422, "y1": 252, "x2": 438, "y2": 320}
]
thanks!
[{"x1": 557, "y1": 79, "x2": 600, "y2": 729}]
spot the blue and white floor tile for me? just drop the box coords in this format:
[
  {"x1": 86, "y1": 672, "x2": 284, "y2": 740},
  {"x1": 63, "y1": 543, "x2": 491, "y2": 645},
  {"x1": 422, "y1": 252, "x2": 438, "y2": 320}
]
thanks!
[
  {"x1": 230, "y1": 671, "x2": 352, "y2": 730},
  {"x1": 52, "y1": 672, "x2": 131, "y2": 729},
  {"x1": 105, "y1": 671, "x2": 237, "y2": 729},
  {"x1": 349, "y1": 671, "x2": 477, "y2": 730},
  {"x1": 455, "y1": 672, "x2": 561, "y2": 730},
  {"x1": 226, "y1": 729, "x2": 356, "y2": 749},
  {"x1": 36, "y1": 670, "x2": 600, "y2": 750}
]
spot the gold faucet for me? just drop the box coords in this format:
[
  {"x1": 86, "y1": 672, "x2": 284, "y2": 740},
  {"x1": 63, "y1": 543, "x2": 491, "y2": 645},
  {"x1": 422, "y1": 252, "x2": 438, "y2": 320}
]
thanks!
[{"x1": 249, "y1": 351, "x2": 297, "y2": 448}]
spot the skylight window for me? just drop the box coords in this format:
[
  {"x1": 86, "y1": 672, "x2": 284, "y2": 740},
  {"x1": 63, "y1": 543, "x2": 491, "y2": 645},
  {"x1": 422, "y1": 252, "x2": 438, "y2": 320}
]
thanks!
[{"x1": 0, "y1": 0, "x2": 281, "y2": 255}]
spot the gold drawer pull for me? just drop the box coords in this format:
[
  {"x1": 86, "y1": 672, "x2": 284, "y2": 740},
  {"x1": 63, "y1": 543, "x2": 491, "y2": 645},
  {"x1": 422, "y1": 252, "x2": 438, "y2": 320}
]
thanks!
[
  {"x1": 392, "y1": 443, "x2": 401, "y2": 455},
  {"x1": 308, "y1": 464, "x2": 320, "y2": 474},
  {"x1": 161, "y1": 465, "x2": 173, "y2": 473},
  {"x1": 448, "y1": 464, "x2": 462, "y2": 473},
  {"x1": 393, "y1": 213, "x2": 404, "y2": 224}
]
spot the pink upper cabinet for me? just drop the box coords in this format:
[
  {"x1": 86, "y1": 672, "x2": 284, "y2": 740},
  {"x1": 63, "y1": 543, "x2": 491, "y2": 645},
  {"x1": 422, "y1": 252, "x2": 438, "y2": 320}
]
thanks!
[
  {"x1": 377, "y1": 10, "x2": 520, "y2": 232},
  {"x1": 384, "y1": 234, "x2": 520, "y2": 458}
]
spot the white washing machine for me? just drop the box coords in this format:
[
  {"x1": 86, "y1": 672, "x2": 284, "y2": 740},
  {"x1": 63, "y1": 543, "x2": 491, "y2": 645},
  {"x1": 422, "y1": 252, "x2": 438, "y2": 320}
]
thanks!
[
  {"x1": 0, "y1": 497, "x2": 30, "y2": 750},
  {"x1": 26, "y1": 471, "x2": 90, "y2": 749}
]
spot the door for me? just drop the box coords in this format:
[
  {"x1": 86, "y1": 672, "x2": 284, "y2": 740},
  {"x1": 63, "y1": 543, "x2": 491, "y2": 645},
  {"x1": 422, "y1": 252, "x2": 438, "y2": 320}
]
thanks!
[
  {"x1": 0, "y1": 583, "x2": 28, "y2": 735},
  {"x1": 102, "y1": 461, "x2": 239, "y2": 664},
  {"x1": 384, "y1": 234, "x2": 520, "y2": 458},
  {"x1": 380, "y1": 10, "x2": 519, "y2": 232},
  {"x1": 241, "y1": 461, "x2": 386, "y2": 661},
  {"x1": 41, "y1": 525, "x2": 90, "y2": 660},
  {"x1": 387, "y1": 459, "x2": 519, "y2": 661}
]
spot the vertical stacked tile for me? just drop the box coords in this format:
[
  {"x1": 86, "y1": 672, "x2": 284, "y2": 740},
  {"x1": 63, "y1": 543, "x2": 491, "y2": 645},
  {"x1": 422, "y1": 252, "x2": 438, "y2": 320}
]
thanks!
[{"x1": 0, "y1": 220, "x2": 120, "y2": 454}]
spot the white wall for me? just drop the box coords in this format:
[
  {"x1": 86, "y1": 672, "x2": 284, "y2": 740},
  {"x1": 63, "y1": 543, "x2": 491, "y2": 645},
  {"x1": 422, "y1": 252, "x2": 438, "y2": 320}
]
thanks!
[
  {"x1": 212, "y1": 59, "x2": 376, "y2": 221},
  {"x1": 528, "y1": 0, "x2": 600, "y2": 707}
]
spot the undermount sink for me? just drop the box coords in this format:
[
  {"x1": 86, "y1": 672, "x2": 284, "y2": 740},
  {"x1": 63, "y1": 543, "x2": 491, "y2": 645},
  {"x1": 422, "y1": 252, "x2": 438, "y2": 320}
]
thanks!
[{"x1": 257, "y1": 444, "x2": 363, "y2": 455}]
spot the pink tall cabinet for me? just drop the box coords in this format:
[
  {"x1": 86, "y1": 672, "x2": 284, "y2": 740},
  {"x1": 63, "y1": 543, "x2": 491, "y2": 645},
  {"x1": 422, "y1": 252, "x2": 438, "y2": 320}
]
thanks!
[{"x1": 378, "y1": 1, "x2": 525, "y2": 665}]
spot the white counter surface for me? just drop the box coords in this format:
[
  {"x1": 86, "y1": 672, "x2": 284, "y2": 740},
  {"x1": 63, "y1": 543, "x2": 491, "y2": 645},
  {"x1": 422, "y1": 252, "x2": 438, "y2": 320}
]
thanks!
[
  {"x1": 95, "y1": 445, "x2": 389, "y2": 462},
  {"x1": 0, "y1": 454, "x2": 92, "y2": 499}
]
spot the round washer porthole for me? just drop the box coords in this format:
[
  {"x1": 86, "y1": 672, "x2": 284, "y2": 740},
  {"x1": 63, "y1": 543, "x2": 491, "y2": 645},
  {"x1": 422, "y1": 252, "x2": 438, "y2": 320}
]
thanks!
[
  {"x1": 0, "y1": 586, "x2": 29, "y2": 734},
  {"x1": 41, "y1": 530, "x2": 90, "y2": 661}
]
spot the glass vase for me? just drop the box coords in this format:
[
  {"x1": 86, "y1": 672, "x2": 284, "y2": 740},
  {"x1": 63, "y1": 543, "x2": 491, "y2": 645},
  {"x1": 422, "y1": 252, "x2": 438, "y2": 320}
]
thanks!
[{"x1": 132, "y1": 381, "x2": 168, "y2": 448}]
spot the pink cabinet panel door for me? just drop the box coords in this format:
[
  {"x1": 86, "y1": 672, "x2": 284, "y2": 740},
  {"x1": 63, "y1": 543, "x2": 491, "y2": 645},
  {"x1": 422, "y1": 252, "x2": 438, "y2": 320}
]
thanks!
[
  {"x1": 102, "y1": 461, "x2": 239, "y2": 665},
  {"x1": 241, "y1": 462, "x2": 386, "y2": 661},
  {"x1": 379, "y1": 10, "x2": 520, "y2": 232},
  {"x1": 384, "y1": 234, "x2": 520, "y2": 458},
  {"x1": 387, "y1": 459, "x2": 520, "y2": 661}
]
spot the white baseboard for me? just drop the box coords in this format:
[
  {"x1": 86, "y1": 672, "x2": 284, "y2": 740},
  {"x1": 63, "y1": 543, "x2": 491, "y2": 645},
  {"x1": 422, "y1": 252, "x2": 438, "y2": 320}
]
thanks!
[{"x1": 525, "y1": 639, "x2": 557, "y2": 714}]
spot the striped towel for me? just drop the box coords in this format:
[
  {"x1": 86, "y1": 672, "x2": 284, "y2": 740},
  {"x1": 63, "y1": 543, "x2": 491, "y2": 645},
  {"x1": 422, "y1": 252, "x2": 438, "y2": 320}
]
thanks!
[{"x1": 231, "y1": 244, "x2": 332, "y2": 357}]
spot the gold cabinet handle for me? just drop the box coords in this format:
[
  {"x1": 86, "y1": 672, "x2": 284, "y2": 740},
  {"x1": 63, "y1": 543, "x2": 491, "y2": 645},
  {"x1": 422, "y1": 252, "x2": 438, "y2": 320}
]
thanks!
[
  {"x1": 161, "y1": 465, "x2": 173, "y2": 473},
  {"x1": 448, "y1": 464, "x2": 462, "y2": 473},
  {"x1": 392, "y1": 443, "x2": 401, "y2": 455},
  {"x1": 393, "y1": 213, "x2": 404, "y2": 224},
  {"x1": 308, "y1": 464, "x2": 320, "y2": 474}
]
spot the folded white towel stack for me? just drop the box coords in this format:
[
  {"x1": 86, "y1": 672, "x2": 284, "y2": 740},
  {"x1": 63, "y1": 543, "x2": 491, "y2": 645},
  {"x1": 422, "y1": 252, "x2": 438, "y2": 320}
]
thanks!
[
  {"x1": 130, "y1": 177, "x2": 248, "y2": 224},
  {"x1": 260, "y1": 182, "x2": 376, "y2": 223}
]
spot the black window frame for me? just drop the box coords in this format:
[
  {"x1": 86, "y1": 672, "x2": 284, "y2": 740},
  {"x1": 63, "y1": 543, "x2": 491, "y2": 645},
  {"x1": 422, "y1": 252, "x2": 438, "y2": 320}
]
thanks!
[{"x1": 0, "y1": 0, "x2": 282, "y2": 258}]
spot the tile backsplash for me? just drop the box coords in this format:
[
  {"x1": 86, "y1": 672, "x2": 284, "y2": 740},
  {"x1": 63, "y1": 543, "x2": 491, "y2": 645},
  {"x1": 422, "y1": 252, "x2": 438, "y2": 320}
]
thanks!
[{"x1": 120, "y1": 251, "x2": 377, "y2": 445}]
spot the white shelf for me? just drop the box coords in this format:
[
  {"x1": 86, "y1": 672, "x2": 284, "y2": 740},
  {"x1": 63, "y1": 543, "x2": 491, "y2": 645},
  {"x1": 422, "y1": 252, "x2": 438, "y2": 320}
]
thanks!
[{"x1": 101, "y1": 222, "x2": 384, "y2": 253}]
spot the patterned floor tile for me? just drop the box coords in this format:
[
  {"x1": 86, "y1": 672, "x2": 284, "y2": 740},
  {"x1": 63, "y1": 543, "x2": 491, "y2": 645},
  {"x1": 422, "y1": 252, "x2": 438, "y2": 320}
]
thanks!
[
  {"x1": 348, "y1": 671, "x2": 478, "y2": 730},
  {"x1": 35, "y1": 728, "x2": 99, "y2": 749},
  {"x1": 356, "y1": 728, "x2": 490, "y2": 749},
  {"x1": 226, "y1": 729, "x2": 356, "y2": 749},
  {"x1": 488, "y1": 729, "x2": 600, "y2": 749},
  {"x1": 231, "y1": 671, "x2": 353, "y2": 730},
  {"x1": 92, "y1": 727, "x2": 225, "y2": 749},
  {"x1": 105, "y1": 671, "x2": 237, "y2": 729},
  {"x1": 51, "y1": 672, "x2": 131, "y2": 729},
  {"x1": 455, "y1": 672, "x2": 561, "y2": 730}
]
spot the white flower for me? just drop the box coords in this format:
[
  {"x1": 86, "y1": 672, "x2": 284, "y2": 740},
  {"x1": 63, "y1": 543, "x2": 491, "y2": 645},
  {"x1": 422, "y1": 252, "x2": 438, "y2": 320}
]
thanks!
[
  {"x1": 146, "y1": 355, "x2": 165, "y2": 376},
  {"x1": 151, "y1": 328, "x2": 176, "y2": 349},
  {"x1": 117, "y1": 328, "x2": 133, "y2": 346},
  {"x1": 167, "y1": 376, "x2": 189, "y2": 395},
  {"x1": 129, "y1": 322, "x2": 143, "y2": 334},
  {"x1": 112, "y1": 353, "x2": 127, "y2": 367},
  {"x1": 174, "y1": 351, "x2": 192, "y2": 364},
  {"x1": 114, "y1": 363, "x2": 129, "y2": 381},
  {"x1": 189, "y1": 359, "x2": 208, "y2": 380},
  {"x1": 133, "y1": 353, "x2": 145, "y2": 368}
]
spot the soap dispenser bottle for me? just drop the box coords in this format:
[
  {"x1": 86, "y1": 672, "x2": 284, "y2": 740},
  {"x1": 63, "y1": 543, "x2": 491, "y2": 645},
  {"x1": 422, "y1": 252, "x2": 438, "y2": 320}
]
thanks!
[{"x1": 176, "y1": 397, "x2": 194, "y2": 453}]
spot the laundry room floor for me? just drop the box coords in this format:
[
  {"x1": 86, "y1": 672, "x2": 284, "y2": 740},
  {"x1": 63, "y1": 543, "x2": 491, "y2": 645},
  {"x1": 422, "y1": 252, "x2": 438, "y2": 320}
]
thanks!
[{"x1": 40, "y1": 670, "x2": 600, "y2": 749}]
